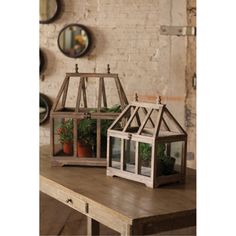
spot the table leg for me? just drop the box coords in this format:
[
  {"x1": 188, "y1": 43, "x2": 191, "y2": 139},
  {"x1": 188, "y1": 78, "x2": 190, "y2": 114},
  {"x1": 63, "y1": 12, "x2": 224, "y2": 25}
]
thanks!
[
  {"x1": 87, "y1": 216, "x2": 100, "y2": 236},
  {"x1": 122, "y1": 223, "x2": 143, "y2": 236}
]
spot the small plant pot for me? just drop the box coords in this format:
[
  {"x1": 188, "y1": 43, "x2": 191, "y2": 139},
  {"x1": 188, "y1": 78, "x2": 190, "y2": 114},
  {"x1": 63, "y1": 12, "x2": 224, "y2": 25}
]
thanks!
[
  {"x1": 63, "y1": 142, "x2": 73, "y2": 155},
  {"x1": 157, "y1": 157, "x2": 176, "y2": 176},
  {"x1": 77, "y1": 141, "x2": 92, "y2": 158}
]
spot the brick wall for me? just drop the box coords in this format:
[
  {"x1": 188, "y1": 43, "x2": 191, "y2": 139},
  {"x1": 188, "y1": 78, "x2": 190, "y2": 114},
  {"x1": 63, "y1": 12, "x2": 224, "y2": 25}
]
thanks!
[{"x1": 40, "y1": 0, "x2": 195, "y2": 168}]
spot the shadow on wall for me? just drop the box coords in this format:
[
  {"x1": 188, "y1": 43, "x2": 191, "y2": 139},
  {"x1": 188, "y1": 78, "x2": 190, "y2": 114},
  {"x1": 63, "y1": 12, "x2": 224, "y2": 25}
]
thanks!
[
  {"x1": 41, "y1": 48, "x2": 57, "y2": 77},
  {"x1": 88, "y1": 27, "x2": 107, "y2": 60}
]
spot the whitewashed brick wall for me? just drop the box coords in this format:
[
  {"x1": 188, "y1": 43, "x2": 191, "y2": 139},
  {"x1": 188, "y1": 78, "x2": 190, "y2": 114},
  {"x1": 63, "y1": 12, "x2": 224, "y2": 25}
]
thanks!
[{"x1": 40, "y1": 0, "x2": 192, "y2": 166}]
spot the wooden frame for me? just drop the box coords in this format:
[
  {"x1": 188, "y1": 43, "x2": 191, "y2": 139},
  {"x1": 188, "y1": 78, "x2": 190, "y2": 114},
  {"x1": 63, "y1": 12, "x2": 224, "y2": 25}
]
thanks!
[
  {"x1": 107, "y1": 99, "x2": 187, "y2": 188},
  {"x1": 40, "y1": 0, "x2": 61, "y2": 24},
  {"x1": 57, "y1": 24, "x2": 91, "y2": 58},
  {"x1": 50, "y1": 66, "x2": 128, "y2": 167}
]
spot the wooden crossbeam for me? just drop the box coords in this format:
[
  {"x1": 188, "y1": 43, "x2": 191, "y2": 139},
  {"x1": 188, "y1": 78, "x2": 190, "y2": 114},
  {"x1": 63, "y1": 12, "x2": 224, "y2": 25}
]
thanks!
[
  {"x1": 137, "y1": 109, "x2": 153, "y2": 134},
  {"x1": 164, "y1": 108, "x2": 186, "y2": 134},
  {"x1": 82, "y1": 77, "x2": 87, "y2": 108},
  {"x1": 123, "y1": 106, "x2": 139, "y2": 132},
  {"x1": 61, "y1": 78, "x2": 69, "y2": 108},
  {"x1": 52, "y1": 76, "x2": 69, "y2": 111},
  {"x1": 101, "y1": 77, "x2": 107, "y2": 108},
  {"x1": 75, "y1": 78, "x2": 83, "y2": 112}
]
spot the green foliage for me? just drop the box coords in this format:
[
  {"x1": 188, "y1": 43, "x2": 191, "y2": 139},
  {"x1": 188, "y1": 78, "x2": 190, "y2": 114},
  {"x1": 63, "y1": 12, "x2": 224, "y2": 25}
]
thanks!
[
  {"x1": 139, "y1": 142, "x2": 175, "y2": 175},
  {"x1": 77, "y1": 105, "x2": 121, "y2": 145},
  {"x1": 139, "y1": 143, "x2": 152, "y2": 161},
  {"x1": 57, "y1": 119, "x2": 73, "y2": 144},
  {"x1": 77, "y1": 119, "x2": 96, "y2": 146}
]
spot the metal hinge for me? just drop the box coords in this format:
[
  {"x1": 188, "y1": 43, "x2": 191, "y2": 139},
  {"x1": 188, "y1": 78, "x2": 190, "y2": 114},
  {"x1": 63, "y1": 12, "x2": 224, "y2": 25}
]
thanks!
[
  {"x1": 84, "y1": 112, "x2": 91, "y2": 119},
  {"x1": 160, "y1": 25, "x2": 196, "y2": 36}
]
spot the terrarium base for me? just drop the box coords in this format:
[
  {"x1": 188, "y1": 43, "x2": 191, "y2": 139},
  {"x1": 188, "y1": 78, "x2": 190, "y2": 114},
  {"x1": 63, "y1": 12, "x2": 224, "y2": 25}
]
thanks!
[
  {"x1": 51, "y1": 157, "x2": 107, "y2": 167},
  {"x1": 107, "y1": 165, "x2": 183, "y2": 188}
]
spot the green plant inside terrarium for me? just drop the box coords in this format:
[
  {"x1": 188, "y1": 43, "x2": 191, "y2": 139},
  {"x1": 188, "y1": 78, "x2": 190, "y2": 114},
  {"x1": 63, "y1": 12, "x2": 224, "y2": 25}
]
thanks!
[
  {"x1": 77, "y1": 105, "x2": 121, "y2": 154},
  {"x1": 139, "y1": 142, "x2": 176, "y2": 176},
  {"x1": 57, "y1": 119, "x2": 73, "y2": 144}
]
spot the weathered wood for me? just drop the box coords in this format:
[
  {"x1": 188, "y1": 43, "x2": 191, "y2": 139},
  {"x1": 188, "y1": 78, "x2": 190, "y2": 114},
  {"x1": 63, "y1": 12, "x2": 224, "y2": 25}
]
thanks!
[
  {"x1": 162, "y1": 117, "x2": 170, "y2": 131},
  {"x1": 116, "y1": 76, "x2": 129, "y2": 105},
  {"x1": 87, "y1": 217, "x2": 100, "y2": 236},
  {"x1": 66, "y1": 73, "x2": 119, "y2": 78},
  {"x1": 135, "y1": 142, "x2": 140, "y2": 174},
  {"x1": 51, "y1": 157, "x2": 107, "y2": 167},
  {"x1": 41, "y1": 145, "x2": 196, "y2": 235},
  {"x1": 101, "y1": 77, "x2": 107, "y2": 108},
  {"x1": 137, "y1": 108, "x2": 153, "y2": 134},
  {"x1": 142, "y1": 107, "x2": 155, "y2": 128},
  {"x1": 107, "y1": 100, "x2": 187, "y2": 188},
  {"x1": 51, "y1": 71, "x2": 128, "y2": 167},
  {"x1": 75, "y1": 77, "x2": 83, "y2": 112},
  {"x1": 82, "y1": 77, "x2": 88, "y2": 108},
  {"x1": 97, "y1": 119, "x2": 101, "y2": 159},
  {"x1": 121, "y1": 139, "x2": 125, "y2": 170},
  {"x1": 109, "y1": 131, "x2": 153, "y2": 144},
  {"x1": 62, "y1": 78, "x2": 70, "y2": 108},
  {"x1": 97, "y1": 77, "x2": 102, "y2": 111},
  {"x1": 52, "y1": 76, "x2": 69, "y2": 111},
  {"x1": 154, "y1": 106, "x2": 165, "y2": 139},
  {"x1": 123, "y1": 106, "x2": 139, "y2": 132},
  {"x1": 73, "y1": 119, "x2": 78, "y2": 158},
  {"x1": 181, "y1": 140, "x2": 188, "y2": 183},
  {"x1": 108, "y1": 105, "x2": 131, "y2": 130},
  {"x1": 130, "y1": 101, "x2": 163, "y2": 110}
]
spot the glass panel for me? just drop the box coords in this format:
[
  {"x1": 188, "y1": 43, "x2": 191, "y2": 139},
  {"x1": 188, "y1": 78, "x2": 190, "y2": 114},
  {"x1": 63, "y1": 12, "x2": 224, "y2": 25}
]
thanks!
[
  {"x1": 139, "y1": 142, "x2": 152, "y2": 177},
  {"x1": 124, "y1": 140, "x2": 136, "y2": 173},
  {"x1": 100, "y1": 119, "x2": 115, "y2": 158},
  {"x1": 170, "y1": 141, "x2": 184, "y2": 173},
  {"x1": 110, "y1": 137, "x2": 121, "y2": 169},
  {"x1": 157, "y1": 142, "x2": 184, "y2": 176},
  {"x1": 103, "y1": 78, "x2": 120, "y2": 108},
  {"x1": 77, "y1": 119, "x2": 96, "y2": 158},
  {"x1": 53, "y1": 118, "x2": 74, "y2": 156},
  {"x1": 64, "y1": 77, "x2": 80, "y2": 109}
]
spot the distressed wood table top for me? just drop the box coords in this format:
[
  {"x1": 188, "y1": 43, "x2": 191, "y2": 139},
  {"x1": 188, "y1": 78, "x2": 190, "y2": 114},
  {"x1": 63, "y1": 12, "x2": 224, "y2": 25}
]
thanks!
[{"x1": 40, "y1": 145, "x2": 196, "y2": 235}]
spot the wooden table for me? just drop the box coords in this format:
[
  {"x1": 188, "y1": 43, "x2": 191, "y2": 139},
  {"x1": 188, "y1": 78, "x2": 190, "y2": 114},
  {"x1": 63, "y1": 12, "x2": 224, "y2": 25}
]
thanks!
[{"x1": 40, "y1": 145, "x2": 196, "y2": 235}]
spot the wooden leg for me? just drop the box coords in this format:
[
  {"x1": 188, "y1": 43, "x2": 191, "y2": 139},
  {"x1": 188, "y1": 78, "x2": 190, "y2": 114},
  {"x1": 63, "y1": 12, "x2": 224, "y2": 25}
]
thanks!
[
  {"x1": 87, "y1": 217, "x2": 100, "y2": 236},
  {"x1": 122, "y1": 223, "x2": 143, "y2": 236}
]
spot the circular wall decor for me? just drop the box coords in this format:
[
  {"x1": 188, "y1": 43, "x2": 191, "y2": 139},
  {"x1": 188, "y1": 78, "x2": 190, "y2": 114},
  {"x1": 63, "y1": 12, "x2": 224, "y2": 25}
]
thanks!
[
  {"x1": 58, "y1": 24, "x2": 91, "y2": 58},
  {"x1": 40, "y1": 0, "x2": 60, "y2": 24},
  {"x1": 40, "y1": 49, "x2": 45, "y2": 74},
  {"x1": 40, "y1": 93, "x2": 51, "y2": 125}
]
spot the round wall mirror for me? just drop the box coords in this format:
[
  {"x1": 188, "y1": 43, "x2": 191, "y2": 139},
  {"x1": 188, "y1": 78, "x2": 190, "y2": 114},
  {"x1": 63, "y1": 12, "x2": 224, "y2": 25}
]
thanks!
[
  {"x1": 58, "y1": 24, "x2": 91, "y2": 58},
  {"x1": 40, "y1": 0, "x2": 60, "y2": 24},
  {"x1": 40, "y1": 49, "x2": 45, "y2": 74},
  {"x1": 40, "y1": 93, "x2": 51, "y2": 125}
]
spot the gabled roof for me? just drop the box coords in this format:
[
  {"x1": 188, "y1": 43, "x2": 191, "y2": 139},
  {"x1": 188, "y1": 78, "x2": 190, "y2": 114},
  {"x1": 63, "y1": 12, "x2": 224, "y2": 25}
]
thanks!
[{"x1": 109, "y1": 101, "x2": 187, "y2": 141}]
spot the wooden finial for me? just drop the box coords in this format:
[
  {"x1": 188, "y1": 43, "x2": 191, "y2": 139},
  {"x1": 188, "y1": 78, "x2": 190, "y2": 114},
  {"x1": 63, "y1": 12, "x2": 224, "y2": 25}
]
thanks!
[
  {"x1": 134, "y1": 93, "x2": 138, "y2": 101},
  {"x1": 75, "y1": 64, "x2": 79, "y2": 73},
  {"x1": 107, "y1": 64, "x2": 110, "y2": 74}
]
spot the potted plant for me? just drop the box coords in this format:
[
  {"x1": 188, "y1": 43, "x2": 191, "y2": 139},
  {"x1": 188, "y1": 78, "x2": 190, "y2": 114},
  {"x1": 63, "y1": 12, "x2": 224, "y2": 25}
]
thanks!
[
  {"x1": 57, "y1": 119, "x2": 74, "y2": 155},
  {"x1": 139, "y1": 143, "x2": 152, "y2": 167},
  {"x1": 139, "y1": 143, "x2": 176, "y2": 175},
  {"x1": 77, "y1": 119, "x2": 96, "y2": 157}
]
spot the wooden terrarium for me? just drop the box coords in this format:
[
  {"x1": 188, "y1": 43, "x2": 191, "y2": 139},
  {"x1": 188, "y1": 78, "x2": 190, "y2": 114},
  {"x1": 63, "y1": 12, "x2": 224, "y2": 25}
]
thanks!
[
  {"x1": 50, "y1": 64, "x2": 128, "y2": 166},
  {"x1": 107, "y1": 97, "x2": 187, "y2": 188}
]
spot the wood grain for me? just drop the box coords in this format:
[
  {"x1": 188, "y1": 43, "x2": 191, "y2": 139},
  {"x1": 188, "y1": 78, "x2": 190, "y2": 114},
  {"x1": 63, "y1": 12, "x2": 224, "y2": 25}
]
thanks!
[{"x1": 41, "y1": 145, "x2": 196, "y2": 235}]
